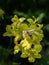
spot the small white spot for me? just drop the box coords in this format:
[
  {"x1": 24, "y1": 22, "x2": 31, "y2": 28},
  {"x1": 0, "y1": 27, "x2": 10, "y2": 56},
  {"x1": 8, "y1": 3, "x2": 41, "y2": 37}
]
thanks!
[
  {"x1": 22, "y1": 29, "x2": 35, "y2": 38},
  {"x1": 27, "y1": 29, "x2": 35, "y2": 35},
  {"x1": 22, "y1": 31, "x2": 28, "y2": 38}
]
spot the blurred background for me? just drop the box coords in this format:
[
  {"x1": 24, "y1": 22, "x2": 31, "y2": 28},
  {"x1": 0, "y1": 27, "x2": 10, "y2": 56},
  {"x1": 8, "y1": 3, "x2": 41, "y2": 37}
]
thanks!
[{"x1": 0, "y1": 0, "x2": 49, "y2": 65}]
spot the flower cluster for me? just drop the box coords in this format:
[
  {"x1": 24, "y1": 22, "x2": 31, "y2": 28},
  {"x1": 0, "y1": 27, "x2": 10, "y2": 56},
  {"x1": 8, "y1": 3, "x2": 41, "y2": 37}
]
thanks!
[{"x1": 3, "y1": 15, "x2": 44, "y2": 62}]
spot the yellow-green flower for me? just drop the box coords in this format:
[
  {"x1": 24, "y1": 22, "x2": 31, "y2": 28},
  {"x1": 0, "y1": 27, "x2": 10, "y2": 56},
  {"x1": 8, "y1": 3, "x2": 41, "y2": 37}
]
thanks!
[
  {"x1": 14, "y1": 35, "x2": 21, "y2": 44},
  {"x1": 3, "y1": 15, "x2": 44, "y2": 62},
  {"x1": 11, "y1": 15, "x2": 18, "y2": 22},
  {"x1": 20, "y1": 38, "x2": 31, "y2": 50},
  {"x1": 14, "y1": 44, "x2": 20, "y2": 54},
  {"x1": 28, "y1": 56, "x2": 35, "y2": 62}
]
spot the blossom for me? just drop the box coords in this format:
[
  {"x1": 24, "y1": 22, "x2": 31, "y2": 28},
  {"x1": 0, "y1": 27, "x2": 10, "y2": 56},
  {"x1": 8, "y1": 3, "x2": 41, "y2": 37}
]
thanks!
[{"x1": 3, "y1": 15, "x2": 44, "y2": 62}]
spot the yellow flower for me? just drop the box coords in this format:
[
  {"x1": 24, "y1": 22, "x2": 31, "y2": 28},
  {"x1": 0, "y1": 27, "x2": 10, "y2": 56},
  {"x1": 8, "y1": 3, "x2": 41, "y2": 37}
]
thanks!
[
  {"x1": 34, "y1": 44, "x2": 42, "y2": 52},
  {"x1": 21, "y1": 52, "x2": 28, "y2": 58},
  {"x1": 11, "y1": 15, "x2": 18, "y2": 22},
  {"x1": 34, "y1": 54, "x2": 41, "y2": 58},
  {"x1": 28, "y1": 57, "x2": 35, "y2": 62},
  {"x1": 19, "y1": 17, "x2": 25, "y2": 22},
  {"x1": 14, "y1": 35, "x2": 20, "y2": 44},
  {"x1": 3, "y1": 14, "x2": 44, "y2": 62},
  {"x1": 20, "y1": 38, "x2": 31, "y2": 50},
  {"x1": 14, "y1": 44, "x2": 20, "y2": 54}
]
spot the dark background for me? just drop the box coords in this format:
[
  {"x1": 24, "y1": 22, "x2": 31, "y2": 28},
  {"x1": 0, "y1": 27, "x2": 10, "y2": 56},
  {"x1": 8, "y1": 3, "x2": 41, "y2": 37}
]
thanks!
[{"x1": 0, "y1": 0, "x2": 49, "y2": 65}]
